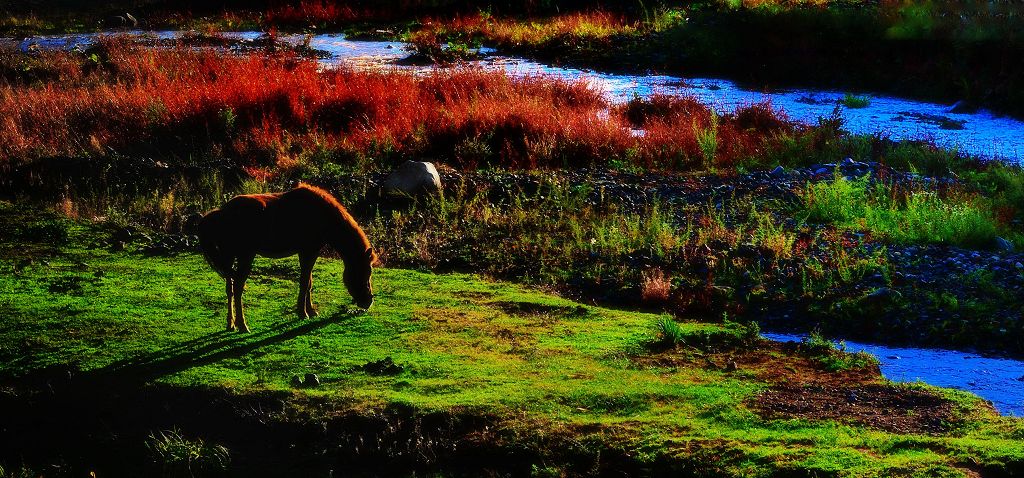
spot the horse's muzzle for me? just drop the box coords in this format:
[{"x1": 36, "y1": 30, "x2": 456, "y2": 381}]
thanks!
[{"x1": 355, "y1": 298, "x2": 374, "y2": 310}]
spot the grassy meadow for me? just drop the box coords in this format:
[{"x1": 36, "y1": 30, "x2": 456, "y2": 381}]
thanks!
[
  {"x1": 2, "y1": 1, "x2": 1024, "y2": 476},
  {"x1": 3, "y1": 202, "x2": 1024, "y2": 476}
]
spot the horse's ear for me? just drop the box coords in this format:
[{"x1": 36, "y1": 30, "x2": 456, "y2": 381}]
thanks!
[{"x1": 367, "y1": 247, "x2": 381, "y2": 267}]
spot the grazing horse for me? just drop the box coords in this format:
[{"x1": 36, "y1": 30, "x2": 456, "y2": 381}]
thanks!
[{"x1": 198, "y1": 183, "x2": 377, "y2": 332}]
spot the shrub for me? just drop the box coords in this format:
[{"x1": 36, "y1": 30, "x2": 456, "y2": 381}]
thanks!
[
  {"x1": 800, "y1": 331, "x2": 879, "y2": 372},
  {"x1": 656, "y1": 317, "x2": 686, "y2": 348},
  {"x1": 146, "y1": 429, "x2": 230, "y2": 477},
  {"x1": 641, "y1": 268, "x2": 671, "y2": 304},
  {"x1": 840, "y1": 93, "x2": 871, "y2": 108}
]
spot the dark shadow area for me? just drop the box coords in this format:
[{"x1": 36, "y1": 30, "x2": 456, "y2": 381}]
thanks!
[{"x1": 83, "y1": 309, "x2": 358, "y2": 387}]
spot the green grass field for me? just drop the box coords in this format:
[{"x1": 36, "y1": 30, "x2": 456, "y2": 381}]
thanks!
[{"x1": 2, "y1": 201, "x2": 1024, "y2": 476}]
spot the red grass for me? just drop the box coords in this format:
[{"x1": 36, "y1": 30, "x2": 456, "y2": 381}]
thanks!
[
  {"x1": 0, "y1": 39, "x2": 798, "y2": 176},
  {"x1": 265, "y1": 1, "x2": 365, "y2": 25}
]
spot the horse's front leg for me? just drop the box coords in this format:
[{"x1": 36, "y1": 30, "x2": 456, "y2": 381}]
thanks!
[
  {"x1": 225, "y1": 278, "x2": 236, "y2": 331},
  {"x1": 233, "y1": 254, "x2": 255, "y2": 332},
  {"x1": 297, "y1": 251, "x2": 318, "y2": 319}
]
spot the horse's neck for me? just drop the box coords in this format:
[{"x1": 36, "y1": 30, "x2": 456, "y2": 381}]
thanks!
[{"x1": 330, "y1": 215, "x2": 367, "y2": 259}]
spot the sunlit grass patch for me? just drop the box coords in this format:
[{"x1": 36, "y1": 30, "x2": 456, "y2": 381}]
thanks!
[{"x1": 802, "y1": 175, "x2": 1002, "y2": 248}]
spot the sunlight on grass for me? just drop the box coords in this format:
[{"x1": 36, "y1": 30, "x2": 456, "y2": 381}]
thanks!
[{"x1": 803, "y1": 175, "x2": 1001, "y2": 248}]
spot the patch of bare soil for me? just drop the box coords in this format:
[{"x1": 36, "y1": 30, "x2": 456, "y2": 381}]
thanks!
[
  {"x1": 752, "y1": 383, "x2": 955, "y2": 434},
  {"x1": 639, "y1": 340, "x2": 959, "y2": 434}
]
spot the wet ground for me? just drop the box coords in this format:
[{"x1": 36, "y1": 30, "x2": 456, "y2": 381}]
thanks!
[{"x1": 765, "y1": 332, "x2": 1024, "y2": 416}]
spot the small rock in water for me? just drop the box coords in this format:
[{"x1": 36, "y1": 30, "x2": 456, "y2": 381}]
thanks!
[
  {"x1": 769, "y1": 166, "x2": 786, "y2": 178},
  {"x1": 1017, "y1": 375, "x2": 1024, "y2": 382},
  {"x1": 887, "y1": 355, "x2": 900, "y2": 360},
  {"x1": 1015, "y1": 262, "x2": 1023, "y2": 270}
]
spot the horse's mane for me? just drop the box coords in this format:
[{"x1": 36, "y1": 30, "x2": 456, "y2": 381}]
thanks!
[{"x1": 296, "y1": 182, "x2": 376, "y2": 261}]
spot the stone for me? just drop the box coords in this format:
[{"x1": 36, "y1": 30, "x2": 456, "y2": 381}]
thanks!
[
  {"x1": 769, "y1": 166, "x2": 786, "y2": 178},
  {"x1": 383, "y1": 160, "x2": 442, "y2": 196},
  {"x1": 303, "y1": 373, "x2": 321, "y2": 387},
  {"x1": 994, "y1": 236, "x2": 1014, "y2": 252},
  {"x1": 362, "y1": 357, "x2": 404, "y2": 375},
  {"x1": 863, "y1": 287, "x2": 902, "y2": 304}
]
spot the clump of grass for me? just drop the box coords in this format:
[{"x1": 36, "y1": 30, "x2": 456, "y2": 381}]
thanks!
[
  {"x1": 641, "y1": 268, "x2": 672, "y2": 304},
  {"x1": 802, "y1": 175, "x2": 1002, "y2": 248},
  {"x1": 0, "y1": 464, "x2": 37, "y2": 478},
  {"x1": 146, "y1": 429, "x2": 230, "y2": 477},
  {"x1": 840, "y1": 93, "x2": 871, "y2": 108},
  {"x1": 800, "y1": 331, "x2": 879, "y2": 372},
  {"x1": 405, "y1": 29, "x2": 481, "y2": 64},
  {"x1": 656, "y1": 316, "x2": 686, "y2": 348},
  {"x1": 694, "y1": 110, "x2": 720, "y2": 169},
  {"x1": 425, "y1": 11, "x2": 639, "y2": 48},
  {"x1": 264, "y1": 0, "x2": 362, "y2": 27}
]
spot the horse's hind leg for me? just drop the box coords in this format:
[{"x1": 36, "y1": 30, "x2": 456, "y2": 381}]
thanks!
[
  {"x1": 225, "y1": 278, "x2": 236, "y2": 331},
  {"x1": 233, "y1": 254, "x2": 255, "y2": 333},
  {"x1": 297, "y1": 251, "x2": 318, "y2": 319}
]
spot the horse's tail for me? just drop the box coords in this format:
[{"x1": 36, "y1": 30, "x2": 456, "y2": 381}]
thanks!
[{"x1": 198, "y1": 209, "x2": 233, "y2": 279}]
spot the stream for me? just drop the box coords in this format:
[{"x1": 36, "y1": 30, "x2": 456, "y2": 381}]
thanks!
[
  {"x1": 763, "y1": 333, "x2": 1024, "y2": 416},
  {"x1": 6, "y1": 30, "x2": 1024, "y2": 415},
  {"x1": 6, "y1": 30, "x2": 1024, "y2": 161}
]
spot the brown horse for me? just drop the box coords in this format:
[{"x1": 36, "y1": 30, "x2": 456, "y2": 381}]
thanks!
[{"x1": 198, "y1": 183, "x2": 377, "y2": 332}]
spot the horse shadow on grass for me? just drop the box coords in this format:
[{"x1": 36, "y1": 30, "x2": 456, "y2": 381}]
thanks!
[{"x1": 81, "y1": 309, "x2": 360, "y2": 388}]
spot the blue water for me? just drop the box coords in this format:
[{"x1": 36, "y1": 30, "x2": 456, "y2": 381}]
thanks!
[
  {"x1": 763, "y1": 332, "x2": 1024, "y2": 416},
  {"x1": 5, "y1": 31, "x2": 1024, "y2": 161}
]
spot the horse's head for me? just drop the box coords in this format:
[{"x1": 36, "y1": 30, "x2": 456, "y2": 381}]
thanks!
[{"x1": 344, "y1": 247, "x2": 377, "y2": 309}]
